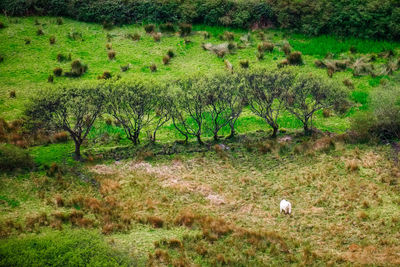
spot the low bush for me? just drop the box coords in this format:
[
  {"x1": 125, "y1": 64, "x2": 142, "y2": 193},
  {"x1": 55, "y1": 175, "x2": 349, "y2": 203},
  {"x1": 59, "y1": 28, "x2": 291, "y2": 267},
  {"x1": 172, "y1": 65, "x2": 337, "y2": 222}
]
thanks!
[
  {"x1": 0, "y1": 144, "x2": 34, "y2": 172},
  {"x1": 0, "y1": 55, "x2": 3, "y2": 63},
  {"x1": 49, "y1": 36, "x2": 56, "y2": 44},
  {"x1": 106, "y1": 43, "x2": 112, "y2": 50},
  {"x1": 144, "y1": 24, "x2": 155, "y2": 33},
  {"x1": 222, "y1": 31, "x2": 234, "y2": 41},
  {"x1": 53, "y1": 67, "x2": 63, "y2": 76},
  {"x1": 350, "y1": 46, "x2": 357, "y2": 54},
  {"x1": 179, "y1": 23, "x2": 192, "y2": 37},
  {"x1": 132, "y1": 33, "x2": 140, "y2": 41},
  {"x1": 67, "y1": 31, "x2": 82, "y2": 41},
  {"x1": 0, "y1": 230, "x2": 131, "y2": 266},
  {"x1": 24, "y1": 38, "x2": 31, "y2": 45},
  {"x1": 159, "y1": 22, "x2": 175, "y2": 33},
  {"x1": 120, "y1": 64, "x2": 130, "y2": 72},
  {"x1": 56, "y1": 17, "x2": 63, "y2": 25},
  {"x1": 9, "y1": 90, "x2": 16, "y2": 98},
  {"x1": 102, "y1": 21, "x2": 114, "y2": 30},
  {"x1": 108, "y1": 50, "x2": 116, "y2": 60},
  {"x1": 48, "y1": 75, "x2": 54, "y2": 83},
  {"x1": 258, "y1": 42, "x2": 274, "y2": 53},
  {"x1": 256, "y1": 52, "x2": 264, "y2": 61},
  {"x1": 282, "y1": 43, "x2": 291, "y2": 55},
  {"x1": 0, "y1": 22, "x2": 5, "y2": 29}
]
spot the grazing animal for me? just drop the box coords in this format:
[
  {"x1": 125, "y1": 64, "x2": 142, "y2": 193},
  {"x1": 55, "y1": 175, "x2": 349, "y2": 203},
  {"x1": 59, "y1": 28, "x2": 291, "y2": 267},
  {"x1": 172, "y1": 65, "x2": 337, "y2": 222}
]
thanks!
[{"x1": 280, "y1": 199, "x2": 292, "y2": 214}]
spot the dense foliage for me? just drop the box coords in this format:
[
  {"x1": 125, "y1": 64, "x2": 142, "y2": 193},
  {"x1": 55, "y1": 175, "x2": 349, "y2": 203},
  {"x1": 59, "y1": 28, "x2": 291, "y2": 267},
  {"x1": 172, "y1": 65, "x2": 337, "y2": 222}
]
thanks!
[
  {"x1": 0, "y1": 143, "x2": 34, "y2": 172},
  {"x1": 1, "y1": 0, "x2": 399, "y2": 40}
]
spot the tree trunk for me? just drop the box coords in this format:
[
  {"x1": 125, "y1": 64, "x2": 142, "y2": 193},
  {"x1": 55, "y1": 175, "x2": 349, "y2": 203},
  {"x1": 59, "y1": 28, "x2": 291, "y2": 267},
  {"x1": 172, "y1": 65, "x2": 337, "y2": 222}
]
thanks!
[
  {"x1": 228, "y1": 123, "x2": 236, "y2": 139},
  {"x1": 196, "y1": 135, "x2": 204, "y2": 145},
  {"x1": 304, "y1": 120, "x2": 311, "y2": 136},
  {"x1": 271, "y1": 127, "x2": 278, "y2": 138},
  {"x1": 73, "y1": 140, "x2": 82, "y2": 161},
  {"x1": 213, "y1": 131, "x2": 219, "y2": 141}
]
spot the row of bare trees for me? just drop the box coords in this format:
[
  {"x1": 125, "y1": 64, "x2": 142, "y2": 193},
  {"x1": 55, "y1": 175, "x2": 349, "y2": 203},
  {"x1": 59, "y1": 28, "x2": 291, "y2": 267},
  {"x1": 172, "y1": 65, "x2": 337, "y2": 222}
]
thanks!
[{"x1": 27, "y1": 68, "x2": 348, "y2": 160}]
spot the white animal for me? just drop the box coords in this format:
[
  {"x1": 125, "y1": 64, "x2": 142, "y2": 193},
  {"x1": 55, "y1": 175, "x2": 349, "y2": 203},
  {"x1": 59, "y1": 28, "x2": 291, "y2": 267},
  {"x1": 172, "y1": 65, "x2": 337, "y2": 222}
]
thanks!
[{"x1": 280, "y1": 199, "x2": 292, "y2": 215}]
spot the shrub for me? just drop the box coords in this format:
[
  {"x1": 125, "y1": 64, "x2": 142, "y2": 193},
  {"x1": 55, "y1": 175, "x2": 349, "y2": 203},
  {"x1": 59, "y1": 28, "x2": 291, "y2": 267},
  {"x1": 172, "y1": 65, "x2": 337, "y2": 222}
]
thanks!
[
  {"x1": 256, "y1": 52, "x2": 264, "y2": 61},
  {"x1": 120, "y1": 64, "x2": 130, "y2": 72},
  {"x1": 48, "y1": 75, "x2": 54, "y2": 83},
  {"x1": 98, "y1": 71, "x2": 112, "y2": 80},
  {"x1": 152, "y1": 32, "x2": 161, "y2": 42},
  {"x1": 53, "y1": 67, "x2": 63, "y2": 76},
  {"x1": 150, "y1": 63, "x2": 157, "y2": 72},
  {"x1": 24, "y1": 38, "x2": 31, "y2": 45},
  {"x1": 282, "y1": 43, "x2": 291, "y2": 55},
  {"x1": 49, "y1": 36, "x2": 56, "y2": 44},
  {"x1": 106, "y1": 43, "x2": 112, "y2": 50},
  {"x1": 179, "y1": 23, "x2": 192, "y2": 37},
  {"x1": 52, "y1": 131, "x2": 69, "y2": 143},
  {"x1": 0, "y1": 144, "x2": 34, "y2": 172},
  {"x1": 56, "y1": 17, "x2": 63, "y2": 25},
  {"x1": 159, "y1": 22, "x2": 175, "y2": 33},
  {"x1": 167, "y1": 49, "x2": 174, "y2": 58},
  {"x1": 36, "y1": 28, "x2": 44, "y2": 36},
  {"x1": 239, "y1": 60, "x2": 249, "y2": 69},
  {"x1": 147, "y1": 216, "x2": 164, "y2": 228},
  {"x1": 107, "y1": 50, "x2": 116, "y2": 60},
  {"x1": 102, "y1": 21, "x2": 114, "y2": 30},
  {"x1": 277, "y1": 59, "x2": 288, "y2": 68},
  {"x1": 350, "y1": 46, "x2": 357, "y2": 54},
  {"x1": 162, "y1": 55, "x2": 170, "y2": 65},
  {"x1": 144, "y1": 24, "x2": 155, "y2": 33},
  {"x1": 258, "y1": 42, "x2": 274, "y2": 53},
  {"x1": 65, "y1": 60, "x2": 87, "y2": 77},
  {"x1": 287, "y1": 52, "x2": 303, "y2": 65},
  {"x1": 202, "y1": 31, "x2": 211, "y2": 39},
  {"x1": 9, "y1": 91, "x2": 16, "y2": 98},
  {"x1": 343, "y1": 78, "x2": 354, "y2": 89},
  {"x1": 67, "y1": 31, "x2": 82, "y2": 41}
]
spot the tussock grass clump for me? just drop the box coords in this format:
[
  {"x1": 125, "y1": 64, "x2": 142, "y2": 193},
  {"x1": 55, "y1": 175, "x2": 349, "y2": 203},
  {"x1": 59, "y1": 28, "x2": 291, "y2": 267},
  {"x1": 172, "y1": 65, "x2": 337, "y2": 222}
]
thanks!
[
  {"x1": 162, "y1": 55, "x2": 170, "y2": 65},
  {"x1": 132, "y1": 32, "x2": 140, "y2": 41},
  {"x1": 147, "y1": 216, "x2": 164, "y2": 228},
  {"x1": 49, "y1": 36, "x2": 56, "y2": 44},
  {"x1": 278, "y1": 59, "x2": 289, "y2": 68},
  {"x1": 107, "y1": 50, "x2": 116, "y2": 60},
  {"x1": 152, "y1": 32, "x2": 161, "y2": 42},
  {"x1": 53, "y1": 67, "x2": 63, "y2": 76},
  {"x1": 287, "y1": 51, "x2": 303, "y2": 65},
  {"x1": 102, "y1": 21, "x2": 114, "y2": 30},
  {"x1": 0, "y1": 22, "x2": 5, "y2": 29},
  {"x1": 105, "y1": 43, "x2": 112, "y2": 50},
  {"x1": 56, "y1": 17, "x2": 63, "y2": 25},
  {"x1": 150, "y1": 63, "x2": 157, "y2": 72},
  {"x1": 346, "y1": 159, "x2": 360, "y2": 171},
  {"x1": 159, "y1": 22, "x2": 175, "y2": 33},
  {"x1": 179, "y1": 23, "x2": 192, "y2": 37},
  {"x1": 65, "y1": 60, "x2": 87, "y2": 77},
  {"x1": 144, "y1": 24, "x2": 155, "y2": 33},
  {"x1": 67, "y1": 31, "x2": 82, "y2": 41},
  {"x1": 9, "y1": 90, "x2": 16, "y2": 98},
  {"x1": 120, "y1": 64, "x2": 130, "y2": 72},
  {"x1": 52, "y1": 131, "x2": 68, "y2": 143},
  {"x1": 24, "y1": 38, "x2": 31, "y2": 45},
  {"x1": 98, "y1": 71, "x2": 112, "y2": 80},
  {"x1": 47, "y1": 75, "x2": 54, "y2": 83},
  {"x1": 222, "y1": 31, "x2": 234, "y2": 41},
  {"x1": 258, "y1": 42, "x2": 274, "y2": 53},
  {"x1": 256, "y1": 52, "x2": 264, "y2": 61},
  {"x1": 282, "y1": 43, "x2": 291, "y2": 55},
  {"x1": 57, "y1": 53, "x2": 70, "y2": 62},
  {"x1": 202, "y1": 31, "x2": 210, "y2": 39},
  {"x1": 352, "y1": 58, "x2": 375, "y2": 77},
  {"x1": 239, "y1": 59, "x2": 249, "y2": 69},
  {"x1": 36, "y1": 28, "x2": 44, "y2": 36},
  {"x1": 0, "y1": 55, "x2": 3, "y2": 63},
  {"x1": 350, "y1": 46, "x2": 358, "y2": 54},
  {"x1": 257, "y1": 31, "x2": 265, "y2": 41},
  {"x1": 34, "y1": 19, "x2": 40, "y2": 26},
  {"x1": 343, "y1": 78, "x2": 354, "y2": 89}
]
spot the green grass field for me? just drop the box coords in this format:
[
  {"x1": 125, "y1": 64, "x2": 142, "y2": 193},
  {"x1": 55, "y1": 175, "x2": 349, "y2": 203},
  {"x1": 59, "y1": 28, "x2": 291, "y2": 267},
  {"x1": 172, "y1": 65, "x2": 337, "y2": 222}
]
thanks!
[{"x1": 1, "y1": 16, "x2": 400, "y2": 266}]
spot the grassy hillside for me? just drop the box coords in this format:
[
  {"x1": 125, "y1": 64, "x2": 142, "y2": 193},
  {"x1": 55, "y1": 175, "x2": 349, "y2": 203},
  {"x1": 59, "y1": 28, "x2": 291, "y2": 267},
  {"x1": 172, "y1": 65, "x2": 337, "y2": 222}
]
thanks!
[{"x1": 1, "y1": 16, "x2": 400, "y2": 266}]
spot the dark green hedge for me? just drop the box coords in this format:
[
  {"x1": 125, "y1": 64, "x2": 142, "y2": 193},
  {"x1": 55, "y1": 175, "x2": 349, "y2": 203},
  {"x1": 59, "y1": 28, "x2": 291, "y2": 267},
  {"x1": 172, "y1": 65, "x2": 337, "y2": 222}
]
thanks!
[{"x1": 1, "y1": 0, "x2": 399, "y2": 40}]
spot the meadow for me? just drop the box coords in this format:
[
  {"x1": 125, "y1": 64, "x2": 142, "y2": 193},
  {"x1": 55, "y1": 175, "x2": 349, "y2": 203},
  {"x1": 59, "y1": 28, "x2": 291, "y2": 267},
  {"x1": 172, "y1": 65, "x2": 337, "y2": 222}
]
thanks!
[{"x1": 1, "y1": 15, "x2": 400, "y2": 266}]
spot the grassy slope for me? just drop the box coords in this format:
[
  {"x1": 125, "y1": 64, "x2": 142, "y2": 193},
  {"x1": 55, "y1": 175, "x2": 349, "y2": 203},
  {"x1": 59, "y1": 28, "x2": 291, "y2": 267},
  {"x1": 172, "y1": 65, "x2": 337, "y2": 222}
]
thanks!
[{"x1": 1, "y1": 16, "x2": 400, "y2": 265}]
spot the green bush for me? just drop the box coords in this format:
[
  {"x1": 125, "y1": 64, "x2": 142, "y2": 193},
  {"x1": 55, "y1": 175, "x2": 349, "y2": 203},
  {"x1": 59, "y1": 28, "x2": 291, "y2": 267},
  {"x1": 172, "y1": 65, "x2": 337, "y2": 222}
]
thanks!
[
  {"x1": 144, "y1": 24, "x2": 155, "y2": 33},
  {"x1": 179, "y1": 23, "x2": 192, "y2": 37},
  {"x1": 0, "y1": 144, "x2": 34, "y2": 172},
  {"x1": 0, "y1": 230, "x2": 132, "y2": 266},
  {"x1": 159, "y1": 22, "x2": 175, "y2": 33}
]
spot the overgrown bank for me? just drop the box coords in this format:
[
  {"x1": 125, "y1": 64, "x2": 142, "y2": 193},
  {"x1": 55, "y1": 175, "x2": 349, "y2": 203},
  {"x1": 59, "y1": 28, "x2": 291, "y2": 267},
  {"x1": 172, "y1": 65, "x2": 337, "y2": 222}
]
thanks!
[{"x1": 1, "y1": 0, "x2": 400, "y2": 40}]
